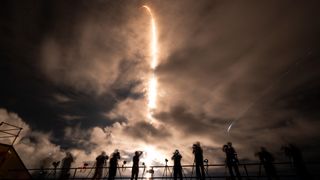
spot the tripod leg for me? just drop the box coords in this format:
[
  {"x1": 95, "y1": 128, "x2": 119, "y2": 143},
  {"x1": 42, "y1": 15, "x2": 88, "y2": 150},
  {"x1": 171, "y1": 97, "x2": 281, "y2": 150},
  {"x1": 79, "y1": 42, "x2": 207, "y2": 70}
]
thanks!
[
  {"x1": 205, "y1": 166, "x2": 210, "y2": 180},
  {"x1": 86, "y1": 163, "x2": 95, "y2": 178},
  {"x1": 163, "y1": 166, "x2": 171, "y2": 180},
  {"x1": 190, "y1": 163, "x2": 195, "y2": 180},
  {"x1": 182, "y1": 167, "x2": 186, "y2": 178},
  {"x1": 105, "y1": 167, "x2": 109, "y2": 178},
  {"x1": 117, "y1": 164, "x2": 122, "y2": 178}
]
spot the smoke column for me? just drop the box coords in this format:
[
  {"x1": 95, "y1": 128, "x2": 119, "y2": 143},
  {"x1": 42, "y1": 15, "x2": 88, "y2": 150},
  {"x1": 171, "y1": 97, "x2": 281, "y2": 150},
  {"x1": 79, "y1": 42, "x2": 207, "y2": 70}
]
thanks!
[{"x1": 143, "y1": 5, "x2": 158, "y2": 122}]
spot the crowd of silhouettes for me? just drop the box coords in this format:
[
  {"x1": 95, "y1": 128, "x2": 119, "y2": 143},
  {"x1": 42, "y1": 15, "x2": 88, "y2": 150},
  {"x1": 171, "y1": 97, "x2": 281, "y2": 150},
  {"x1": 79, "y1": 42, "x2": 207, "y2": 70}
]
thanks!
[{"x1": 45, "y1": 142, "x2": 312, "y2": 180}]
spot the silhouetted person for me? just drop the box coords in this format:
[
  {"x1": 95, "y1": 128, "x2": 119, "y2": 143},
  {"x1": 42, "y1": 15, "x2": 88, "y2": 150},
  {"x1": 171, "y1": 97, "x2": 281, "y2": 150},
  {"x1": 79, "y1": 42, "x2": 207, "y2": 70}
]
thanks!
[
  {"x1": 282, "y1": 144, "x2": 311, "y2": 180},
  {"x1": 108, "y1": 150, "x2": 121, "y2": 180},
  {"x1": 92, "y1": 151, "x2": 108, "y2": 180},
  {"x1": 256, "y1": 147, "x2": 278, "y2": 180},
  {"x1": 172, "y1": 149, "x2": 183, "y2": 180},
  {"x1": 131, "y1": 151, "x2": 143, "y2": 180},
  {"x1": 52, "y1": 161, "x2": 60, "y2": 176},
  {"x1": 193, "y1": 142, "x2": 205, "y2": 180},
  {"x1": 223, "y1": 142, "x2": 241, "y2": 180},
  {"x1": 59, "y1": 152, "x2": 74, "y2": 180}
]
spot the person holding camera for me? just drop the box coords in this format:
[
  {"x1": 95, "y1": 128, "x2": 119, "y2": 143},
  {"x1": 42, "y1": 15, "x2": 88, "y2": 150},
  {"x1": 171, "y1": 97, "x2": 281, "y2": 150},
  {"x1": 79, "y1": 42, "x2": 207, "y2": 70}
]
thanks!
[
  {"x1": 193, "y1": 142, "x2": 205, "y2": 180},
  {"x1": 59, "y1": 152, "x2": 74, "y2": 180},
  {"x1": 131, "y1": 151, "x2": 143, "y2": 180},
  {"x1": 223, "y1": 142, "x2": 241, "y2": 180},
  {"x1": 108, "y1": 150, "x2": 121, "y2": 180},
  {"x1": 92, "y1": 151, "x2": 108, "y2": 180},
  {"x1": 172, "y1": 149, "x2": 183, "y2": 180}
]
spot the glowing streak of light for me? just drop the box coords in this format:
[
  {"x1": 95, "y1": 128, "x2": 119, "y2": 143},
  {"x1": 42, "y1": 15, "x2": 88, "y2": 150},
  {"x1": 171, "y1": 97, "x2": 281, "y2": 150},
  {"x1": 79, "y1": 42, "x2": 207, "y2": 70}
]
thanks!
[
  {"x1": 227, "y1": 49, "x2": 313, "y2": 134},
  {"x1": 143, "y1": 5, "x2": 158, "y2": 70},
  {"x1": 143, "y1": 5, "x2": 158, "y2": 121},
  {"x1": 227, "y1": 122, "x2": 234, "y2": 133}
]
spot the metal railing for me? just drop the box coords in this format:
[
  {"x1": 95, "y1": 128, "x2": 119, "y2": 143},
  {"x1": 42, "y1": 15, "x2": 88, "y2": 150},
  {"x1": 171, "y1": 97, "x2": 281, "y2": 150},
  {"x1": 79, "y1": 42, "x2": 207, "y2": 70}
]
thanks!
[{"x1": 9, "y1": 161, "x2": 320, "y2": 179}]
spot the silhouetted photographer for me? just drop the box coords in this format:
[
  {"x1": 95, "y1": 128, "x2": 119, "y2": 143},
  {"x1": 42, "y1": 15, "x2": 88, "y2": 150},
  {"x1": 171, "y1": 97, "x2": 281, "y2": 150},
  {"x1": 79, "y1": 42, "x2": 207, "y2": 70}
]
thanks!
[
  {"x1": 92, "y1": 151, "x2": 108, "y2": 180},
  {"x1": 222, "y1": 142, "x2": 241, "y2": 180},
  {"x1": 108, "y1": 150, "x2": 121, "y2": 180},
  {"x1": 255, "y1": 147, "x2": 278, "y2": 180},
  {"x1": 192, "y1": 142, "x2": 205, "y2": 180},
  {"x1": 282, "y1": 144, "x2": 311, "y2": 180},
  {"x1": 172, "y1": 149, "x2": 183, "y2": 180},
  {"x1": 131, "y1": 151, "x2": 143, "y2": 180},
  {"x1": 59, "y1": 152, "x2": 74, "y2": 180}
]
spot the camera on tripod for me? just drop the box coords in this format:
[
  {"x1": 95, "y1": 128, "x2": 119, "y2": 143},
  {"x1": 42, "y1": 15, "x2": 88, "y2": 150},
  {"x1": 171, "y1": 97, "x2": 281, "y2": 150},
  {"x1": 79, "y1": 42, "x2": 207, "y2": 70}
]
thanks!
[{"x1": 52, "y1": 161, "x2": 60, "y2": 168}]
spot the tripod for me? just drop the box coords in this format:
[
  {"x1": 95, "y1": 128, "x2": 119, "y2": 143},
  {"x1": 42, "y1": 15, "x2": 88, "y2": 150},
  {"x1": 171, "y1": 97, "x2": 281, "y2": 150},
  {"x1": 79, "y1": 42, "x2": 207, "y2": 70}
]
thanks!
[
  {"x1": 204, "y1": 159, "x2": 211, "y2": 180},
  {"x1": 181, "y1": 166, "x2": 187, "y2": 179},
  {"x1": 86, "y1": 163, "x2": 95, "y2": 178},
  {"x1": 162, "y1": 159, "x2": 171, "y2": 180},
  {"x1": 147, "y1": 167, "x2": 155, "y2": 180},
  {"x1": 104, "y1": 163, "x2": 121, "y2": 180},
  {"x1": 47, "y1": 161, "x2": 60, "y2": 178},
  {"x1": 117, "y1": 163, "x2": 122, "y2": 178},
  {"x1": 141, "y1": 162, "x2": 146, "y2": 177},
  {"x1": 190, "y1": 162, "x2": 195, "y2": 180}
]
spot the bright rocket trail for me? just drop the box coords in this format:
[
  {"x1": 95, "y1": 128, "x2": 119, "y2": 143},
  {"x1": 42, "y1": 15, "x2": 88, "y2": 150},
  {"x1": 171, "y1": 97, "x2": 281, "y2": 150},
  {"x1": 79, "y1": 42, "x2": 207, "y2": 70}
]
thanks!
[
  {"x1": 143, "y1": 5, "x2": 158, "y2": 121},
  {"x1": 143, "y1": 5, "x2": 158, "y2": 70}
]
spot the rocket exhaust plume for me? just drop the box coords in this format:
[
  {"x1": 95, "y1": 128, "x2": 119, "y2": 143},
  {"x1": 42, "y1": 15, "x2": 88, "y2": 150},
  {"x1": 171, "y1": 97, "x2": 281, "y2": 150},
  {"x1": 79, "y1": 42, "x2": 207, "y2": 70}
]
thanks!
[{"x1": 143, "y1": 5, "x2": 158, "y2": 121}]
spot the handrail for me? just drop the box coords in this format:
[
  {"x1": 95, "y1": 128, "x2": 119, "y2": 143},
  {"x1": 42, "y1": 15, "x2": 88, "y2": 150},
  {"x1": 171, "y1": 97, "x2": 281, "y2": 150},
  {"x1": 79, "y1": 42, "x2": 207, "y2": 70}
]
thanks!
[{"x1": 8, "y1": 161, "x2": 320, "y2": 179}]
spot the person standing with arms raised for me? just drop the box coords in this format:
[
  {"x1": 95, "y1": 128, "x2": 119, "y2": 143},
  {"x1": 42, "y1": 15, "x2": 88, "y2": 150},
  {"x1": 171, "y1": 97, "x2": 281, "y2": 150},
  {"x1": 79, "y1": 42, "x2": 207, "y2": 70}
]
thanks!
[{"x1": 131, "y1": 151, "x2": 143, "y2": 180}]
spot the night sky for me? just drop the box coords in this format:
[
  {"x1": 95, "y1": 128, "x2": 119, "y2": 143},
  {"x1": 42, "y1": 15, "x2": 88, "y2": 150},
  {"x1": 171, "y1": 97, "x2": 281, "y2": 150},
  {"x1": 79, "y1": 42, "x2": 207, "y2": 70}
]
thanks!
[{"x1": 1, "y1": 0, "x2": 320, "y2": 170}]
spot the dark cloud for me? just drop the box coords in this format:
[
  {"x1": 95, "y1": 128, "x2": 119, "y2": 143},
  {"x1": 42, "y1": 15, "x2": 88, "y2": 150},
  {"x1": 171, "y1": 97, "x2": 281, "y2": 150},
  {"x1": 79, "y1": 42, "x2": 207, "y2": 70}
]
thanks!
[
  {"x1": 124, "y1": 121, "x2": 171, "y2": 142},
  {"x1": 155, "y1": 105, "x2": 228, "y2": 138}
]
